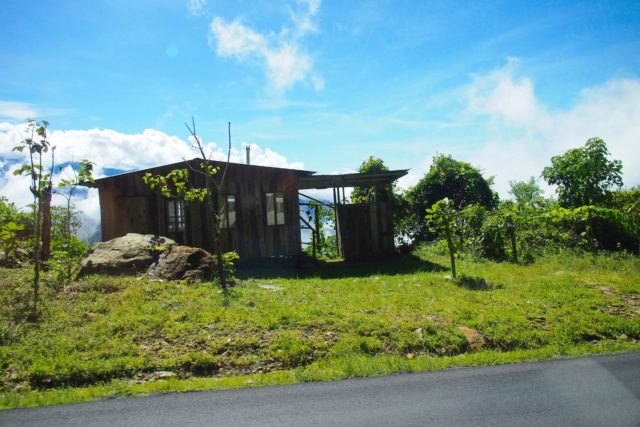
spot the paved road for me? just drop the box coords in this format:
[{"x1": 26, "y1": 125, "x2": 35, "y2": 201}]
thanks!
[{"x1": 3, "y1": 352, "x2": 639, "y2": 426}]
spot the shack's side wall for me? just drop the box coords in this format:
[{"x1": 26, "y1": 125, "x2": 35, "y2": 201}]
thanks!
[
  {"x1": 336, "y1": 203, "x2": 394, "y2": 260},
  {"x1": 97, "y1": 162, "x2": 302, "y2": 259}
]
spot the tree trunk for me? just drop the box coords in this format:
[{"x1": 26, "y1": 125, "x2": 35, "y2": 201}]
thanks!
[
  {"x1": 40, "y1": 188, "x2": 52, "y2": 261},
  {"x1": 445, "y1": 226, "x2": 456, "y2": 278},
  {"x1": 587, "y1": 206, "x2": 595, "y2": 254},
  {"x1": 509, "y1": 229, "x2": 518, "y2": 264}
]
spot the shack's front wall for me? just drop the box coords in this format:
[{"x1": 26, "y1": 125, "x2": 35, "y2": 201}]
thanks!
[
  {"x1": 336, "y1": 203, "x2": 394, "y2": 260},
  {"x1": 97, "y1": 161, "x2": 303, "y2": 259}
]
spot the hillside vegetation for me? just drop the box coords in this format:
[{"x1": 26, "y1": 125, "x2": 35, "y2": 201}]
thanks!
[{"x1": 1, "y1": 247, "x2": 639, "y2": 408}]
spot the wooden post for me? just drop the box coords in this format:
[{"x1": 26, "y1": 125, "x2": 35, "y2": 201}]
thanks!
[{"x1": 314, "y1": 203, "x2": 321, "y2": 257}]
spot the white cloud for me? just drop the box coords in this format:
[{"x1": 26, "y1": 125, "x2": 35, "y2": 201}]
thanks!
[
  {"x1": 468, "y1": 58, "x2": 549, "y2": 129},
  {"x1": 288, "y1": 0, "x2": 321, "y2": 37},
  {"x1": 0, "y1": 123, "x2": 305, "y2": 240},
  {"x1": 186, "y1": 0, "x2": 206, "y2": 16},
  {"x1": 465, "y1": 60, "x2": 640, "y2": 196},
  {"x1": 210, "y1": 18, "x2": 266, "y2": 58},
  {"x1": 0, "y1": 101, "x2": 38, "y2": 121},
  {"x1": 208, "y1": 1, "x2": 322, "y2": 92}
]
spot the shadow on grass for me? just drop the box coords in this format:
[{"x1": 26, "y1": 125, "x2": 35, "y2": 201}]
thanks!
[
  {"x1": 237, "y1": 254, "x2": 448, "y2": 281},
  {"x1": 453, "y1": 275, "x2": 501, "y2": 291}
]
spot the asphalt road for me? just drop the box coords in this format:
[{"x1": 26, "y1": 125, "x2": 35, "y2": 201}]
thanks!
[{"x1": 3, "y1": 352, "x2": 639, "y2": 426}]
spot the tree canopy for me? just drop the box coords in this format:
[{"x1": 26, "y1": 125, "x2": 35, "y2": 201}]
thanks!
[
  {"x1": 350, "y1": 156, "x2": 393, "y2": 203},
  {"x1": 542, "y1": 137, "x2": 622, "y2": 208},
  {"x1": 509, "y1": 177, "x2": 544, "y2": 206},
  {"x1": 399, "y1": 154, "x2": 498, "y2": 241}
]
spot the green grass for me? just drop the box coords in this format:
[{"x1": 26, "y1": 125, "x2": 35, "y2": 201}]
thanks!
[{"x1": 1, "y1": 248, "x2": 639, "y2": 409}]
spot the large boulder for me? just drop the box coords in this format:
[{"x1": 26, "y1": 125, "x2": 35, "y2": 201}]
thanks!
[
  {"x1": 78, "y1": 233, "x2": 176, "y2": 277},
  {"x1": 148, "y1": 245, "x2": 215, "y2": 281}
]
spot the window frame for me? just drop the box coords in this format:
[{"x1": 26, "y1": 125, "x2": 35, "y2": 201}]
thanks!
[
  {"x1": 166, "y1": 199, "x2": 186, "y2": 233},
  {"x1": 221, "y1": 194, "x2": 237, "y2": 229},
  {"x1": 265, "y1": 192, "x2": 286, "y2": 226}
]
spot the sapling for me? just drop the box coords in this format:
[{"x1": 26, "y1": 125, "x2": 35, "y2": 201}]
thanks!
[{"x1": 426, "y1": 198, "x2": 459, "y2": 278}]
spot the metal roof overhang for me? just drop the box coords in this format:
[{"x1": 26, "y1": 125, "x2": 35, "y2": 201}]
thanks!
[{"x1": 298, "y1": 170, "x2": 409, "y2": 190}]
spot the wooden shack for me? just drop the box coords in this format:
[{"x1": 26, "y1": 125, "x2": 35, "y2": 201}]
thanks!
[{"x1": 92, "y1": 159, "x2": 407, "y2": 261}]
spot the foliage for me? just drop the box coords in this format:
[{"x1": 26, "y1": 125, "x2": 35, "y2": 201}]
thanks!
[
  {"x1": 542, "y1": 138, "x2": 623, "y2": 208},
  {"x1": 350, "y1": 156, "x2": 393, "y2": 203},
  {"x1": 0, "y1": 197, "x2": 30, "y2": 265},
  {"x1": 401, "y1": 155, "x2": 498, "y2": 241},
  {"x1": 220, "y1": 251, "x2": 240, "y2": 283},
  {"x1": 509, "y1": 177, "x2": 544, "y2": 207},
  {"x1": 454, "y1": 199, "x2": 640, "y2": 263},
  {"x1": 426, "y1": 198, "x2": 459, "y2": 277},
  {"x1": 143, "y1": 168, "x2": 211, "y2": 203},
  {"x1": 0, "y1": 222, "x2": 25, "y2": 266},
  {"x1": 47, "y1": 206, "x2": 90, "y2": 286}
]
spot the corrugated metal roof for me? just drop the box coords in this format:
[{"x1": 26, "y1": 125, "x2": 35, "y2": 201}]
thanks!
[{"x1": 298, "y1": 170, "x2": 409, "y2": 189}]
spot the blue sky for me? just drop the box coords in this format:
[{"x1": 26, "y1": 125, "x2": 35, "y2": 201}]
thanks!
[{"x1": 1, "y1": 0, "x2": 639, "y2": 221}]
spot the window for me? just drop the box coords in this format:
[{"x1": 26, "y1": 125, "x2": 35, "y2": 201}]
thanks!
[
  {"x1": 266, "y1": 192, "x2": 285, "y2": 225},
  {"x1": 166, "y1": 199, "x2": 185, "y2": 232},
  {"x1": 221, "y1": 195, "x2": 236, "y2": 228}
]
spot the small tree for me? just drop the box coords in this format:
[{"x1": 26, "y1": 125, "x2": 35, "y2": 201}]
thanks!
[
  {"x1": 12, "y1": 119, "x2": 55, "y2": 315},
  {"x1": 144, "y1": 119, "x2": 231, "y2": 289},
  {"x1": 55, "y1": 160, "x2": 94, "y2": 282},
  {"x1": 426, "y1": 198, "x2": 459, "y2": 278}
]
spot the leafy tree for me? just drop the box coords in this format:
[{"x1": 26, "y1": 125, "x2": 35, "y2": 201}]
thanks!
[
  {"x1": 426, "y1": 198, "x2": 459, "y2": 277},
  {"x1": 12, "y1": 119, "x2": 56, "y2": 316},
  {"x1": 401, "y1": 154, "x2": 498, "y2": 241},
  {"x1": 351, "y1": 156, "x2": 393, "y2": 203},
  {"x1": 542, "y1": 138, "x2": 623, "y2": 208},
  {"x1": 509, "y1": 177, "x2": 544, "y2": 207}
]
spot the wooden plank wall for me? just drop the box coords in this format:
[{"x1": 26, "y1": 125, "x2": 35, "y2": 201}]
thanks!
[
  {"x1": 96, "y1": 161, "x2": 303, "y2": 259},
  {"x1": 336, "y1": 203, "x2": 394, "y2": 260}
]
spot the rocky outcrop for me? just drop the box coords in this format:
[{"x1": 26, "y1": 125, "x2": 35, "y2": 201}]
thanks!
[
  {"x1": 78, "y1": 233, "x2": 176, "y2": 277},
  {"x1": 78, "y1": 233, "x2": 215, "y2": 281},
  {"x1": 148, "y1": 245, "x2": 215, "y2": 281}
]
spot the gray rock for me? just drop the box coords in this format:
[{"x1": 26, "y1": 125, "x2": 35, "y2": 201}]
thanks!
[
  {"x1": 78, "y1": 233, "x2": 176, "y2": 277},
  {"x1": 148, "y1": 245, "x2": 215, "y2": 281}
]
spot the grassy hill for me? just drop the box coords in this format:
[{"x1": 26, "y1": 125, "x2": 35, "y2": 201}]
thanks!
[{"x1": 1, "y1": 247, "x2": 639, "y2": 408}]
